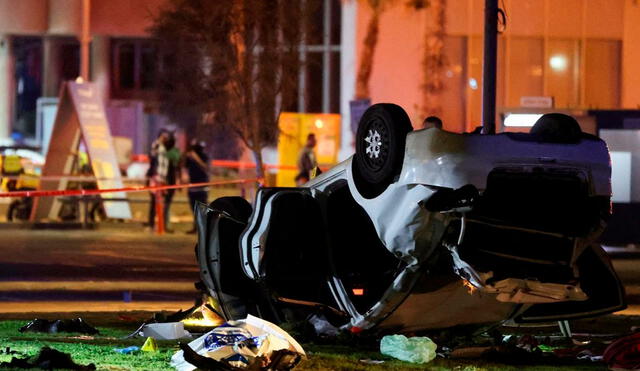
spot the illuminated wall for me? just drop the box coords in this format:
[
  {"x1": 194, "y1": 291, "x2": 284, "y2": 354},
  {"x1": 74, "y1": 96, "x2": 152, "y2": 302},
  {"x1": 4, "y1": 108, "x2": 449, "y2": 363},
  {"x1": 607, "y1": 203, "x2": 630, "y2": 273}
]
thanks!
[
  {"x1": 276, "y1": 113, "x2": 341, "y2": 187},
  {"x1": 355, "y1": 0, "x2": 628, "y2": 133}
]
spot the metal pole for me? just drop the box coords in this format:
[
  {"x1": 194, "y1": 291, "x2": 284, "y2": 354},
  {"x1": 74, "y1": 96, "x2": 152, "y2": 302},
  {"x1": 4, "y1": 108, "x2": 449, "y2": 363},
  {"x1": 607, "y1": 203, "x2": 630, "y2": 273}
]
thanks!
[
  {"x1": 482, "y1": 0, "x2": 498, "y2": 134},
  {"x1": 155, "y1": 190, "x2": 165, "y2": 235},
  {"x1": 80, "y1": 0, "x2": 91, "y2": 81}
]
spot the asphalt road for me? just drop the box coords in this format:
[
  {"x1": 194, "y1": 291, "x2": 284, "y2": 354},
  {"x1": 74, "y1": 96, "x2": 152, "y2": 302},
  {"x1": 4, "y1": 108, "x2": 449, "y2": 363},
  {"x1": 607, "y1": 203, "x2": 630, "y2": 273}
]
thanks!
[
  {"x1": 0, "y1": 226, "x2": 199, "y2": 282},
  {"x1": 0, "y1": 225, "x2": 201, "y2": 306},
  {"x1": 1, "y1": 225, "x2": 639, "y2": 311}
]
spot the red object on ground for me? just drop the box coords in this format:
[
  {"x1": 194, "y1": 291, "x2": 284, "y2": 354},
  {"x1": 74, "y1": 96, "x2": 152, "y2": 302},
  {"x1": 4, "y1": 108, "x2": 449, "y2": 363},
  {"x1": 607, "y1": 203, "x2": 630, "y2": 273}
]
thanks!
[
  {"x1": 603, "y1": 332, "x2": 640, "y2": 370},
  {"x1": 350, "y1": 326, "x2": 363, "y2": 334}
]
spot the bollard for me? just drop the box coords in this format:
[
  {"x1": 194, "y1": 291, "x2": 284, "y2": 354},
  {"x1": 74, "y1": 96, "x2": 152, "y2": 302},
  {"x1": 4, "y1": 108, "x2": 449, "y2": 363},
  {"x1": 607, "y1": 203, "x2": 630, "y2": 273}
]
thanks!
[{"x1": 155, "y1": 190, "x2": 165, "y2": 235}]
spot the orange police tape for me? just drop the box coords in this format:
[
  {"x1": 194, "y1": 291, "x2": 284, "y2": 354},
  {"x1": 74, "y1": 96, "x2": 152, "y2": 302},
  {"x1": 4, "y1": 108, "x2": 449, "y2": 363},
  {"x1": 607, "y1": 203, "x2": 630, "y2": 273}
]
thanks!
[
  {"x1": 210, "y1": 160, "x2": 331, "y2": 172},
  {"x1": 0, "y1": 178, "x2": 262, "y2": 235},
  {"x1": 0, "y1": 178, "x2": 262, "y2": 199}
]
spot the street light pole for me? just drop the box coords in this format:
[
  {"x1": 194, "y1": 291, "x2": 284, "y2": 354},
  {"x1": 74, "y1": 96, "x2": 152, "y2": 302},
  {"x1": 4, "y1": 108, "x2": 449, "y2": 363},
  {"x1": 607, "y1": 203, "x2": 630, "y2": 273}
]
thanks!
[
  {"x1": 80, "y1": 0, "x2": 91, "y2": 82},
  {"x1": 482, "y1": 0, "x2": 498, "y2": 134}
]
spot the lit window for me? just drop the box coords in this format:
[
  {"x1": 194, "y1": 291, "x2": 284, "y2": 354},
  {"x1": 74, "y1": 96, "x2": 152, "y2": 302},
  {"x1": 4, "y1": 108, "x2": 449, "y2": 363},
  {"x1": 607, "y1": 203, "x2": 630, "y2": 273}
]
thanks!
[{"x1": 503, "y1": 113, "x2": 543, "y2": 127}]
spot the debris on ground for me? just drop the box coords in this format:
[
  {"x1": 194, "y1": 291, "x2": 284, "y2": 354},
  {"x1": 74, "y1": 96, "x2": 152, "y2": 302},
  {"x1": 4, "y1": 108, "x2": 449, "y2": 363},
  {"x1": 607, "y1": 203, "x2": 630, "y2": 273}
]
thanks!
[
  {"x1": 359, "y1": 359, "x2": 385, "y2": 365},
  {"x1": 0, "y1": 346, "x2": 96, "y2": 370},
  {"x1": 142, "y1": 322, "x2": 192, "y2": 340},
  {"x1": 307, "y1": 314, "x2": 340, "y2": 337},
  {"x1": 141, "y1": 337, "x2": 159, "y2": 352},
  {"x1": 19, "y1": 318, "x2": 99, "y2": 335},
  {"x1": 124, "y1": 294, "x2": 224, "y2": 339},
  {"x1": 113, "y1": 346, "x2": 140, "y2": 355},
  {"x1": 449, "y1": 346, "x2": 494, "y2": 359},
  {"x1": 152, "y1": 293, "x2": 225, "y2": 330},
  {"x1": 603, "y1": 332, "x2": 640, "y2": 370},
  {"x1": 441, "y1": 331, "x2": 620, "y2": 366},
  {"x1": 171, "y1": 314, "x2": 306, "y2": 371},
  {"x1": 0, "y1": 347, "x2": 19, "y2": 355},
  {"x1": 380, "y1": 335, "x2": 437, "y2": 364}
]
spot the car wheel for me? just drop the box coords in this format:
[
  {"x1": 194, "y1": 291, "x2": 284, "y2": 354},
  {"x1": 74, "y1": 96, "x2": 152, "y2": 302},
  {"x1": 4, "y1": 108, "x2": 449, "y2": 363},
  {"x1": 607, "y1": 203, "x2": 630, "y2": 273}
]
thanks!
[
  {"x1": 530, "y1": 113, "x2": 582, "y2": 143},
  {"x1": 354, "y1": 103, "x2": 413, "y2": 198}
]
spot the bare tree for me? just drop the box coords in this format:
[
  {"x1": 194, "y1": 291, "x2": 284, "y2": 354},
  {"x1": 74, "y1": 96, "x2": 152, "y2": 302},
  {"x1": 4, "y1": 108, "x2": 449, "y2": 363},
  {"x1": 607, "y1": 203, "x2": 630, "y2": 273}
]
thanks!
[
  {"x1": 420, "y1": 0, "x2": 446, "y2": 118},
  {"x1": 151, "y1": 0, "x2": 314, "y2": 178},
  {"x1": 355, "y1": 0, "x2": 384, "y2": 99},
  {"x1": 355, "y1": 0, "x2": 430, "y2": 100}
]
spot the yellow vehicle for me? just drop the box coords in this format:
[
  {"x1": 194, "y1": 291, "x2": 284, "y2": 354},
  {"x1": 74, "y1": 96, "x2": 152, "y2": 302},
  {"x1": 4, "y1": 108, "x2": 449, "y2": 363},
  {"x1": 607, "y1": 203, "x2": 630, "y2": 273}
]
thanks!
[{"x1": 0, "y1": 151, "x2": 41, "y2": 221}]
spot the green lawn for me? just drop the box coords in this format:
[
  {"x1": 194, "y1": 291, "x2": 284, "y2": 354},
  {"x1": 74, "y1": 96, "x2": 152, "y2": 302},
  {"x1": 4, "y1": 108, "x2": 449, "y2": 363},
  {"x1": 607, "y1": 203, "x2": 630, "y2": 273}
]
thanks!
[{"x1": 0, "y1": 312, "x2": 623, "y2": 370}]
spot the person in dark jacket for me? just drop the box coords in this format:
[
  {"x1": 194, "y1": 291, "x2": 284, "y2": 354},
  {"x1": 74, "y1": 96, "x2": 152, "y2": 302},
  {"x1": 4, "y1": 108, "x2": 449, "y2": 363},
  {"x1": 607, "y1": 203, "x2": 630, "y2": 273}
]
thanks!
[
  {"x1": 295, "y1": 133, "x2": 317, "y2": 186},
  {"x1": 183, "y1": 139, "x2": 210, "y2": 234}
]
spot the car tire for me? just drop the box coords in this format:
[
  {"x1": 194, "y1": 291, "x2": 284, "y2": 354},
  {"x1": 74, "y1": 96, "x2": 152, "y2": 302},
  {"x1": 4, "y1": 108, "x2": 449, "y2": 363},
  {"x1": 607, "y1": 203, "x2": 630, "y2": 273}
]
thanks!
[
  {"x1": 530, "y1": 113, "x2": 582, "y2": 143},
  {"x1": 354, "y1": 103, "x2": 413, "y2": 198}
]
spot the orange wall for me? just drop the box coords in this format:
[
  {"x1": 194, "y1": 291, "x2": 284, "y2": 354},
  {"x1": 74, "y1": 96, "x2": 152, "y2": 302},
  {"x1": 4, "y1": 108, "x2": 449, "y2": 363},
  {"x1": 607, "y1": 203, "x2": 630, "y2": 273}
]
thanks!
[
  {"x1": 48, "y1": 0, "x2": 82, "y2": 35},
  {"x1": 357, "y1": 0, "x2": 628, "y2": 133},
  {"x1": 0, "y1": 0, "x2": 47, "y2": 34},
  {"x1": 623, "y1": 0, "x2": 640, "y2": 108},
  {"x1": 0, "y1": 0, "x2": 167, "y2": 37},
  {"x1": 91, "y1": 0, "x2": 168, "y2": 36},
  {"x1": 356, "y1": 2, "x2": 424, "y2": 127}
]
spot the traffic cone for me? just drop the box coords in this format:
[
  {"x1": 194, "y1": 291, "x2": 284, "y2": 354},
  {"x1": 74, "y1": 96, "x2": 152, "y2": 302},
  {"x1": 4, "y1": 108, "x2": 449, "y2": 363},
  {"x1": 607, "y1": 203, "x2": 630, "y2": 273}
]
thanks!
[{"x1": 141, "y1": 336, "x2": 158, "y2": 352}]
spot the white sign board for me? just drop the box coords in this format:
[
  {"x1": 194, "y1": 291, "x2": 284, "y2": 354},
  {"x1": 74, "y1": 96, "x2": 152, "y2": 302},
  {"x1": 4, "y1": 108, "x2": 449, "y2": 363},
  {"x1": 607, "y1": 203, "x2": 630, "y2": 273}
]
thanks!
[
  {"x1": 520, "y1": 96, "x2": 554, "y2": 108},
  {"x1": 32, "y1": 81, "x2": 132, "y2": 221}
]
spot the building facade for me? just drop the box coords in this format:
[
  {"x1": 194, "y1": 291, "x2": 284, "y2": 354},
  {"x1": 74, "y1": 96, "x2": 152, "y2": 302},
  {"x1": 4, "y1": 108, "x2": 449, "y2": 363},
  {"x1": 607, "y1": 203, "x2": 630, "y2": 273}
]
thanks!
[{"x1": 0, "y1": 0, "x2": 637, "y2": 158}]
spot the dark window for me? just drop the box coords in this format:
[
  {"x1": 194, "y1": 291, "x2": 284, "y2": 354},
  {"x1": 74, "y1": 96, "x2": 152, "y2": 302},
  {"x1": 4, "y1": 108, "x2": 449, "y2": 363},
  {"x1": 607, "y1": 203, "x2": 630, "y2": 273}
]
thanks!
[
  {"x1": 306, "y1": 0, "x2": 325, "y2": 45},
  {"x1": 330, "y1": 51, "x2": 341, "y2": 113},
  {"x1": 58, "y1": 42, "x2": 80, "y2": 82},
  {"x1": 111, "y1": 39, "x2": 158, "y2": 100},
  {"x1": 305, "y1": 52, "x2": 324, "y2": 112},
  {"x1": 330, "y1": 0, "x2": 341, "y2": 45},
  {"x1": 12, "y1": 37, "x2": 43, "y2": 137},
  {"x1": 118, "y1": 43, "x2": 135, "y2": 89},
  {"x1": 140, "y1": 44, "x2": 158, "y2": 90},
  {"x1": 298, "y1": 0, "x2": 341, "y2": 113}
]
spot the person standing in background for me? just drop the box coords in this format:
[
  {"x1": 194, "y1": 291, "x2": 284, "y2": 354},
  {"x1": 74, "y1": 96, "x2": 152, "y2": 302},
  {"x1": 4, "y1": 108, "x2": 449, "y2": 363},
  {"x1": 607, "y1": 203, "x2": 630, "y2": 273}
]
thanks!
[
  {"x1": 146, "y1": 129, "x2": 170, "y2": 230},
  {"x1": 295, "y1": 133, "x2": 317, "y2": 186},
  {"x1": 183, "y1": 139, "x2": 210, "y2": 234},
  {"x1": 163, "y1": 134, "x2": 181, "y2": 233}
]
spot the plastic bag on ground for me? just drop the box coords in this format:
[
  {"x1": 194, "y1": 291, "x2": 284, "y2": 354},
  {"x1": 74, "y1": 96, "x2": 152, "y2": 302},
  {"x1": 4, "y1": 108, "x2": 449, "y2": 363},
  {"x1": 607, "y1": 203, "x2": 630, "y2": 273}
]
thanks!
[
  {"x1": 380, "y1": 335, "x2": 437, "y2": 364},
  {"x1": 171, "y1": 314, "x2": 306, "y2": 371}
]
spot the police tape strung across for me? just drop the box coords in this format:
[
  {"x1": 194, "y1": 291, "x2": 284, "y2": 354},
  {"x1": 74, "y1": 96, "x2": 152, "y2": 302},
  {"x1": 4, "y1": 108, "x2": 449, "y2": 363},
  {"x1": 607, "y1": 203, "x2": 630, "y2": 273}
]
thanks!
[{"x1": 0, "y1": 178, "x2": 262, "y2": 198}]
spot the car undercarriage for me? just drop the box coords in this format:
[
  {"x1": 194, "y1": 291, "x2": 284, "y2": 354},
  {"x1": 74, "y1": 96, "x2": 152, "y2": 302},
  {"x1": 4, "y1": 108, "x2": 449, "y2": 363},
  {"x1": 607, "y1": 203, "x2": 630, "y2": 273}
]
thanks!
[{"x1": 195, "y1": 104, "x2": 625, "y2": 333}]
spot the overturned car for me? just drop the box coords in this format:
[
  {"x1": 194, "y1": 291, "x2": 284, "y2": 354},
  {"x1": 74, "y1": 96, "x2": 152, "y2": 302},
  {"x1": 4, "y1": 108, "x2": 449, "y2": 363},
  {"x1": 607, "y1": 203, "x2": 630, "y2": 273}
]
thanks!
[{"x1": 195, "y1": 104, "x2": 625, "y2": 333}]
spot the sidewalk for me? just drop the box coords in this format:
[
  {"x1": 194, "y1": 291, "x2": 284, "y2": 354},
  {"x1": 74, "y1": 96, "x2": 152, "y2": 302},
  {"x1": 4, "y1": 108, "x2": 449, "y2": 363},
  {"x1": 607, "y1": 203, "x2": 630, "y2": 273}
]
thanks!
[{"x1": 0, "y1": 301, "x2": 195, "y2": 313}]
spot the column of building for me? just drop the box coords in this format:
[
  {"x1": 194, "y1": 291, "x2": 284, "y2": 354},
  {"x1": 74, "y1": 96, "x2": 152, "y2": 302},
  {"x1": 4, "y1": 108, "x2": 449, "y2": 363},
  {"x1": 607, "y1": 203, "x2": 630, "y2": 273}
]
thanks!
[{"x1": 0, "y1": 35, "x2": 10, "y2": 139}]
